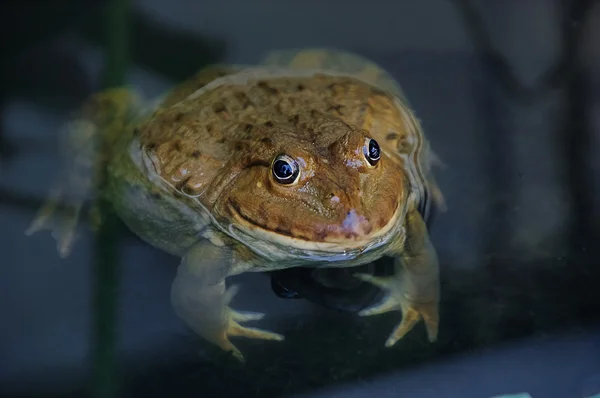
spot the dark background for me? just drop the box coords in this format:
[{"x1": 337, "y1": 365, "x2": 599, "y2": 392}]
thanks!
[{"x1": 1, "y1": 1, "x2": 599, "y2": 398}]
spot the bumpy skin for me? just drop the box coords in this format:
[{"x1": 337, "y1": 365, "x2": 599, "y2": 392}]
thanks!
[{"x1": 27, "y1": 49, "x2": 445, "y2": 362}]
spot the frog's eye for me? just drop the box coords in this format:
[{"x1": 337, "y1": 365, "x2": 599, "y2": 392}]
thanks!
[
  {"x1": 272, "y1": 154, "x2": 300, "y2": 185},
  {"x1": 363, "y1": 138, "x2": 381, "y2": 167}
]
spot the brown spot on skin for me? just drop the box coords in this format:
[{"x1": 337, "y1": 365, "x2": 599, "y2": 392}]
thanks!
[
  {"x1": 235, "y1": 92, "x2": 252, "y2": 109},
  {"x1": 216, "y1": 137, "x2": 226, "y2": 144},
  {"x1": 327, "y1": 141, "x2": 337, "y2": 153},
  {"x1": 174, "y1": 113, "x2": 185, "y2": 122},
  {"x1": 146, "y1": 143, "x2": 156, "y2": 151},
  {"x1": 190, "y1": 150, "x2": 201, "y2": 158},
  {"x1": 206, "y1": 124, "x2": 213, "y2": 133},
  {"x1": 296, "y1": 84, "x2": 305, "y2": 91},
  {"x1": 213, "y1": 103, "x2": 228, "y2": 119},
  {"x1": 397, "y1": 135, "x2": 411, "y2": 153},
  {"x1": 257, "y1": 81, "x2": 278, "y2": 95},
  {"x1": 386, "y1": 132, "x2": 400, "y2": 140},
  {"x1": 233, "y1": 142, "x2": 245, "y2": 151},
  {"x1": 172, "y1": 140, "x2": 182, "y2": 151},
  {"x1": 264, "y1": 121, "x2": 274, "y2": 127},
  {"x1": 243, "y1": 123, "x2": 254, "y2": 133},
  {"x1": 326, "y1": 104, "x2": 344, "y2": 115},
  {"x1": 289, "y1": 114, "x2": 300, "y2": 125}
]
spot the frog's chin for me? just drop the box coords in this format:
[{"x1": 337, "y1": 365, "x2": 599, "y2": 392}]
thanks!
[{"x1": 221, "y1": 202, "x2": 406, "y2": 263}]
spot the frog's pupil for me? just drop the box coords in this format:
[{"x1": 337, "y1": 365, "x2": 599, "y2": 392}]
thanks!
[
  {"x1": 274, "y1": 160, "x2": 293, "y2": 178},
  {"x1": 369, "y1": 139, "x2": 380, "y2": 160}
]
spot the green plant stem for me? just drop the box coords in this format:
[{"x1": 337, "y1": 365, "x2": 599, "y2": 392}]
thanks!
[{"x1": 90, "y1": 0, "x2": 130, "y2": 397}]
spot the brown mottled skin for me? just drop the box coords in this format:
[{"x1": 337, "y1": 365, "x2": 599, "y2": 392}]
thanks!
[{"x1": 26, "y1": 49, "x2": 445, "y2": 362}]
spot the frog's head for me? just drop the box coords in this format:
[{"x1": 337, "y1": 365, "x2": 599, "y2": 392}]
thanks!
[{"x1": 214, "y1": 116, "x2": 409, "y2": 253}]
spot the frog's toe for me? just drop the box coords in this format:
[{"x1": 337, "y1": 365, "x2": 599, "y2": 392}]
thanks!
[
  {"x1": 230, "y1": 309, "x2": 265, "y2": 322},
  {"x1": 354, "y1": 273, "x2": 439, "y2": 346},
  {"x1": 25, "y1": 188, "x2": 81, "y2": 258},
  {"x1": 228, "y1": 311, "x2": 284, "y2": 342},
  {"x1": 213, "y1": 309, "x2": 284, "y2": 362},
  {"x1": 226, "y1": 288, "x2": 285, "y2": 339},
  {"x1": 354, "y1": 273, "x2": 393, "y2": 290},
  {"x1": 382, "y1": 301, "x2": 438, "y2": 347}
]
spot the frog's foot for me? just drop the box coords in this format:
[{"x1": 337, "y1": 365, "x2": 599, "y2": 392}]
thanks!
[
  {"x1": 25, "y1": 187, "x2": 82, "y2": 258},
  {"x1": 209, "y1": 286, "x2": 285, "y2": 362},
  {"x1": 354, "y1": 273, "x2": 439, "y2": 347}
]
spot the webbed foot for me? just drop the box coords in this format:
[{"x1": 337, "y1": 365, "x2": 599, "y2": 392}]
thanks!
[{"x1": 355, "y1": 273, "x2": 438, "y2": 346}]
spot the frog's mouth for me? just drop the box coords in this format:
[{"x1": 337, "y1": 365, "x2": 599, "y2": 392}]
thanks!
[{"x1": 221, "y1": 199, "x2": 406, "y2": 263}]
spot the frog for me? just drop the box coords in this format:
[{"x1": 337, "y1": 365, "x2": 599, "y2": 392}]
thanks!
[{"x1": 26, "y1": 48, "x2": 446, "y2": 362}]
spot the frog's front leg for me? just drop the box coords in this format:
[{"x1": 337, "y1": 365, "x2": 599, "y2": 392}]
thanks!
[
  {"x1": 170, "y1": 239, "x2": 284, "y2": 362},
  {"x1": 356, "y1": 208, "x2": 440, "y2": 347}
]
